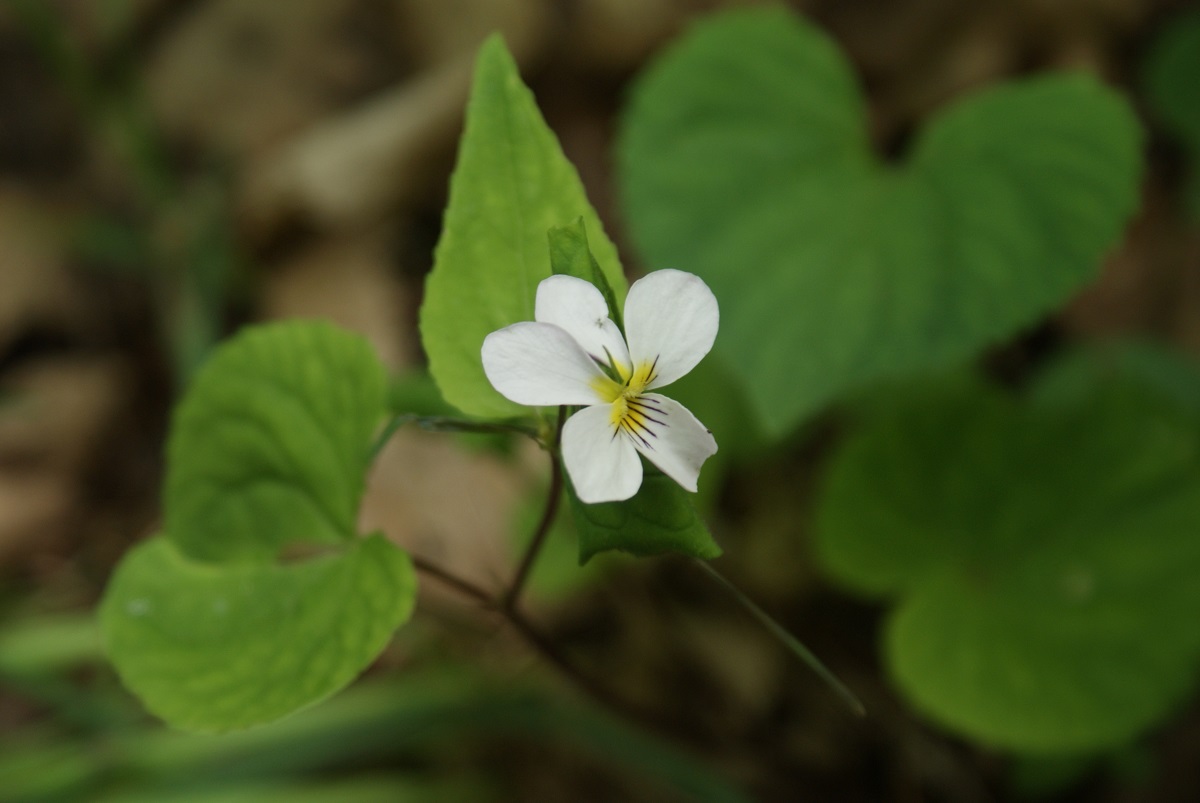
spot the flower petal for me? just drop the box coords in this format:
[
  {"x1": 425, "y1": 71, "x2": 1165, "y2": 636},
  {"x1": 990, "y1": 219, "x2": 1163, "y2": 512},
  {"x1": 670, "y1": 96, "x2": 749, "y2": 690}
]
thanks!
[
  {"x1": 481, "y1": 322, "x2": 606, "y2": 406},
  {"x1": 624, "y1": 269, "x2": 719, "y2": 389},
  {"x1": 626, "y1": 393, "x2": 717, "y2": 493},
  {"x1": 535, "y1": 275, "x2": 630, "y2": 371},
  {"x1": 562, "y1": 404, "x2": 643, "y2": 503}
]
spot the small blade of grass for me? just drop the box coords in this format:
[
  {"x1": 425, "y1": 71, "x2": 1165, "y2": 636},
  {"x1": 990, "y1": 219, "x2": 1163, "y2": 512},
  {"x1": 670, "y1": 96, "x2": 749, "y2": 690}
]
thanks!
[{"x1": 695, "y1": 559, "x2": 865, "y2": 717}]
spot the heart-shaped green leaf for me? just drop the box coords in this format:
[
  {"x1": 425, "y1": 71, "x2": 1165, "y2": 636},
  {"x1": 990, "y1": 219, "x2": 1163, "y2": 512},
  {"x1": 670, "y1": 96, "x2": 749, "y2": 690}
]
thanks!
[
  {"x1": 421, "y1": 35, "x2": 627, "y2": 419},
  {"x1": 566, "y1": 470, "x2": 721, "y2": 564},
  {"x1": 815, "y1": 371, "x2": 1200, "y2": 750},
  {"x1": 618, "y1": 8, "x2": 1142, "y2": 436},
  {"x1": 102, "y1": 321, "x2": 416, "y2": 731},
  {"x1": 101, "y1": 534, "x2": 415, "y2": 732},
  {"x1": 166, "y1": 320, "x2": 388, "y2": 563}
]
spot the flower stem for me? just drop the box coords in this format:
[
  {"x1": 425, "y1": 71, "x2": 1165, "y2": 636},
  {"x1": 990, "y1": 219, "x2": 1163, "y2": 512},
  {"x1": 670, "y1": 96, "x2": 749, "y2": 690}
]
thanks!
[
  {"x1": 694, "y1": 559, "x2": 866, "y2": 717},
  {"x1": 502, "y1": 406, "x2": 567, "y2": 612}
]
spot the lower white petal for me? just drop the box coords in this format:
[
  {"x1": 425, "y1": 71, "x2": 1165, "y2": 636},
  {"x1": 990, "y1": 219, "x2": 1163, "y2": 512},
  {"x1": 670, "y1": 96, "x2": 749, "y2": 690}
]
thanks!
[
  {"x1": 482, "y1": 322, "x2": 606, "y2": 407},
  {"x1": 627, "y1": 393, "x2": 717, "y2": 493},
  {"x1": 535, "y1": 275, "x2": 631, "y2": 371},
  {"x1": 562, "y1": 404, "x2": 643, "y2": 503}
]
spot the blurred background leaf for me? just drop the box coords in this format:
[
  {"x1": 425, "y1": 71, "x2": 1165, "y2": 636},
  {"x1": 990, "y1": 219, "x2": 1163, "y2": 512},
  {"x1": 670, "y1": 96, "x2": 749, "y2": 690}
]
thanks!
[
  {"x1": 619, "y1": 8, "x2": 1142, "y2": 437},
  {"x1": 815, "y1": 356, "x2": 1200, "y2": 750}
]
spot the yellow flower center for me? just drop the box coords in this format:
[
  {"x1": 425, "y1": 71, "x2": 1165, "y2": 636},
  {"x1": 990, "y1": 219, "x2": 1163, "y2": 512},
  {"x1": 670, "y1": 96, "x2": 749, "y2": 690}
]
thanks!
[{"x1": 589, "y1": 358, "x2": 661, "y2": 445}]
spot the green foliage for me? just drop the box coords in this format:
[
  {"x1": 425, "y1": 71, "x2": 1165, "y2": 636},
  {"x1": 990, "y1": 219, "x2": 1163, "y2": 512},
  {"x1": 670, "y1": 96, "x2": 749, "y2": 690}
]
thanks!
[
  {"x1": 421, "y1": 35, "x2": 627, "y2": 419},
  {"x1": 619, "y1": 7, "x2": 1141, "y2": 436},
  {"x1": 815, "y1": 368, "x2": 1200, "y2": 750},
  {"x1": 548, "y1": 218, "x2": 624, "y2": 329},
  {"x1": 101, "y1": 322, "x2": 417, "y2": 731},
  {"x1": 1143, "y1": 10, "x2": 1200, "y2": 220},
  {"x1": 100, "y1": 535, "x2": 415, "y2": 733},
  {"x1": 566, "y1": 470, "x2": 721, "y2": 564},
  {"x1": 165, "y1": 321, "x2": 388, "y2": 563}
]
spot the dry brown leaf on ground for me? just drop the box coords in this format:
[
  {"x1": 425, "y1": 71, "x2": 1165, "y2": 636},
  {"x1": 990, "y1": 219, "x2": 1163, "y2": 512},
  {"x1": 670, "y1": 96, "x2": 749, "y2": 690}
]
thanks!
[{"x1": 144, "y1": 0, "x2": 404, "y2": 158}]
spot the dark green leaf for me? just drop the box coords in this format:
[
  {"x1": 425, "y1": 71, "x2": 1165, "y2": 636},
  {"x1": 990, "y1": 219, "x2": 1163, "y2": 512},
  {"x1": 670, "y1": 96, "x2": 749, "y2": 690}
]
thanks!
[
  {"x1": 1143, "y1": 10, "x2": 1200, "y2": 222},
  {"x1": 566, "y1": 469, "x2": 721, "y2": 563},
  {"x1": 816, "y1": 374, "x2": 1200, "y2": 750},
  {"x1": 548, "y1": 218, "x2": 624, "y2": 329}
]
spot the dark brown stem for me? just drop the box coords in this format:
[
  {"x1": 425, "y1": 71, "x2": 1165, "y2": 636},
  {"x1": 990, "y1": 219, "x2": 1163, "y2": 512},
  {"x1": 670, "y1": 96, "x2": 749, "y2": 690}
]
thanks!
[
  {"x1": 410, "y1": 555, "x2": 491, "y2": 604},
  {"x1": 501, "y1": 405, "x2": 566, "y2": 612}
]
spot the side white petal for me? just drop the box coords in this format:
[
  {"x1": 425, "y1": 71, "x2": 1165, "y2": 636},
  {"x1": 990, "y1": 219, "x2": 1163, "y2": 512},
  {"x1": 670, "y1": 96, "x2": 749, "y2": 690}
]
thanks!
[
  {"x1": 481, "y1": 322, "x2": 606, "y2": 407},
  {"x1": 624, "y1": 269, "x2": 718, "y2": 389},
  {"x1": 627, "y1": 393, "x2": 717, "y2": 493},
  {"x1": 535, "y1": 274, "x2": 630, "y2": 370},
  {"x1": 562, "y1": 404, "x2": 643, "y2": 503}
]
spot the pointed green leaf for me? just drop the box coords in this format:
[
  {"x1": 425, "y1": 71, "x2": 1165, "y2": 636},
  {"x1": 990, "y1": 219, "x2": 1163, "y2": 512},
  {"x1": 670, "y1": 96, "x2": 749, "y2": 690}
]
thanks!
[
  {"x1": 101, "y1": 534, "x2": 415, "y2": 732},
  {"x1": 619, "y1": 8, "x2": 1141, "y2": 436},
  {"x1": 165, "y1": 321, "x2": 387, "y2": 563},
  {"x1": 566, "y1": 470, "x2": 721, "y2": 563},
  {"x1": 815, "y1": 371, "x2": 1200, "y2": 750},
  {"x1": 421, "y1": 35, "x2": 627, "y2": 418}
]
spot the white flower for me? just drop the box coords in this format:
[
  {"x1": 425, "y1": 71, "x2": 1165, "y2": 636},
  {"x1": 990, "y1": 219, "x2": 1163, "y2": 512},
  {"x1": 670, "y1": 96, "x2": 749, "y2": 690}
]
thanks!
[{"x1": 481, "y1": 269, "x2": 719, "y2": 504}]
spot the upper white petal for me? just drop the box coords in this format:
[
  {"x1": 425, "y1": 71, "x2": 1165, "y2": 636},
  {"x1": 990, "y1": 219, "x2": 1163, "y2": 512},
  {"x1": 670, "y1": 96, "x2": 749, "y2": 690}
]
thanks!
[
  {"x1": 626, "y1": 393, "x2": 717, "y2": 493},
  {"x1": 535, "y1": 274, "x2": 630, "y2": 371},
  {"x1": 561, "y1": 404, "x2": 643, "y2": 503},
  {"x1": 624, "y1": 269, "x2": 718, "y2": 390},
  {"x1": 481, "y1": 322, "x2": 607, "y2": 407}
]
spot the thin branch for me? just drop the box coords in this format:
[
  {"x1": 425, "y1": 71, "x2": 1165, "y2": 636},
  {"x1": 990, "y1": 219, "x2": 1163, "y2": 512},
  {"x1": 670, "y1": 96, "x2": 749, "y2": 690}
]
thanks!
[
  {"x1": 502, "y1": 405, "x2": 567, "y2": 611},
  {"x1": 366, "y1": 413, "x2": 541, "y2": 466},
  {"x1": 410, "y1": 555, "x2": 491, "y2": 604},
  {"x1": 695, "y1": 560, "x2": 866, "y2": 717}
]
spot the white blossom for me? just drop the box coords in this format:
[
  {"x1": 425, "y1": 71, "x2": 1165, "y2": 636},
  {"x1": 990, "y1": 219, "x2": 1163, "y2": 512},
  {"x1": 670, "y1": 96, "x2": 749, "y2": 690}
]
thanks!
[{"x1": 482, "y1": 270, "x2": 719, "y2": 503}]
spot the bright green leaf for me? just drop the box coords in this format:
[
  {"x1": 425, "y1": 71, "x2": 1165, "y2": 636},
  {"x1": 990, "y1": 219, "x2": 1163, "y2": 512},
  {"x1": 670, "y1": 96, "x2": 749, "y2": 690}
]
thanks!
[
  {"x1": 421, "y1": 35, "x2": 627, "y2": 418},
  {"x1": 619, "y1": 8, "x2": 1141, "y2": 436},
  {"x1": 165, "y1": 321, "x2": 387, "y2": 563},
  {"x1": 815, "y1": 374, "x2": 1200, "y2": 750},
  {"x1": 102, "y1": 321, "x2": 412, "y2": 731},
  {"x1": 566, "y1": 470, "x2": 721, "y2": 563},
  {"x1": 101, "y1": 534, "x2": 415, "y2": 733}
]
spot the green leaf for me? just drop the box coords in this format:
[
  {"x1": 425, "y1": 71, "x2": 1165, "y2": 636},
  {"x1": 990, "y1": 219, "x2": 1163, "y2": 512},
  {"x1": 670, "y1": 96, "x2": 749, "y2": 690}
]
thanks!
[
  {"x1": 566, "y1": 469, "x2": 721, "y2": 563},
  {"x1": 1143, "y1": 10, "x2": 1200, "y2": 222},
  {"x1": 102, "y1": 321, "x2": 414, "y2": 731},
  {"x1": 619, "y1": 8, "x2": 1142, "y2": 436},
  {"x1": 165, "y1": 321, "x2": 387, "y2": 563},
  {"x1": 548, "y1": 218, "x2": 623, "y2": 329},
  {"x1": 815, "y1": 374, "x2": 1200, "y2": 750},
  {"x1": 100, "y1": 534, "x2": 415, "y2": 733},
  {"x1": 421, "y1": 35, "x2": 627, "y2": 418}
]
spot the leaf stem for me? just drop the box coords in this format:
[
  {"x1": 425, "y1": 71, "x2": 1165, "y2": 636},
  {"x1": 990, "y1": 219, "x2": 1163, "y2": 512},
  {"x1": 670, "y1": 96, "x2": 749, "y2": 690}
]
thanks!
[
  {"x1": 502, "y1": 405, "x2": 567, "y2": 611},
  {"x1": 410, "y1": 555, "x2": 491, "y2": 604},
  {"x1": 366, "y1": 413, "x2": 542, "y2": 465},
  {"x1": 694, "y1": 560, "x2": 866, "y2": 717}
]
